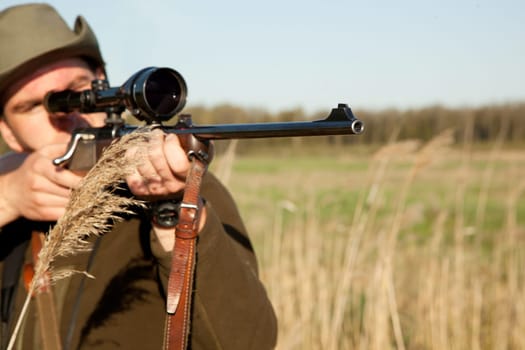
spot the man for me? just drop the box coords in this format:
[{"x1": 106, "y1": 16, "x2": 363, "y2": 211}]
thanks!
[{"x1": 0, "y1": 3, "x2": 277, "y2": 349}]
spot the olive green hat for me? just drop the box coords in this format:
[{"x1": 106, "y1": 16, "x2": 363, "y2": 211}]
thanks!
[{"x1": 0, "y1": 3, "x2": 105, "y2": 104}]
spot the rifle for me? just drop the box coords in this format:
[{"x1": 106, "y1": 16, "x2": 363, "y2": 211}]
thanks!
[
  {"x1": 43, "y1": 66, "x2": 364, "y2": 350},
  {"x1": 43, "y1": 67, "x2": 364, "y2": 170}
]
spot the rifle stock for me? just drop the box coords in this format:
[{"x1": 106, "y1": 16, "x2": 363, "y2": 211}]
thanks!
[{"x1": 44, "y1": 67, "x2": 364, "y2": 171}]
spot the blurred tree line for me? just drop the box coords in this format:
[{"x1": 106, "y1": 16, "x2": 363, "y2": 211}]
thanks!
[
  {"x1": 1, "y1": 102, "x2": 524, "y2": 155},
  {"x1": 354, "y1": 103, "x2": 525, "y2": 145}
]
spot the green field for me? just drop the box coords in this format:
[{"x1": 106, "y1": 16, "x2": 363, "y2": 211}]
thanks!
[{"x1": 211, "y1": 137, "x2": 525, "y2": 350}]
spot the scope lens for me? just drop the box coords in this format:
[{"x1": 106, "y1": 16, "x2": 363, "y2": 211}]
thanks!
[{"x1": 144, "y1": 69, "x2": 186, "y2": 116}]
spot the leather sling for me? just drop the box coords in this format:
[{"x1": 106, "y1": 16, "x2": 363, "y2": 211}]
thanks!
[
  {"x1": 26, "y1": 231, "x2": 63, "y2": 350},
  {"x1": 164, "y1": 150, "x2": 208, "y2": 350}
]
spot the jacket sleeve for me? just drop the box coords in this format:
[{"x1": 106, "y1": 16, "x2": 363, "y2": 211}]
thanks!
[{"x1": 154, "y1": 173, "x2": 278, "y2": 349}]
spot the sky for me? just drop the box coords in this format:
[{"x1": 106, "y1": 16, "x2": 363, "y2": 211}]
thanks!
[{"x1": 2, "y1": 0, "x2": 524, "y2": 114}]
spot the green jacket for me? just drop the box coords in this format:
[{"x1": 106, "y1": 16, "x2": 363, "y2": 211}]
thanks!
[{"x1": 0, "y1": 173, "x2": 277, "y2": 349}]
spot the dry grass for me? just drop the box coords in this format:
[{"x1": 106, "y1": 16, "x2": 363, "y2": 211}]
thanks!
[{"x1": 212, "y1": 132, "x2": 525, "y2": 349}]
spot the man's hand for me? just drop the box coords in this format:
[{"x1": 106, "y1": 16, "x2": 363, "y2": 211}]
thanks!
[
  {"x1": 0, "y1": 144, "x2": 83, "y2": 226},
  {"x1": 125, "y1": 129, "x2": 208, "y2": 253},
  {"x1": 126, "y1": 129, "x2": 190, "y2": 197}
]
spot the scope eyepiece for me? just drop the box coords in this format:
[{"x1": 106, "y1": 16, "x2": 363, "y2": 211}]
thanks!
[{"x1": 44, "y1": 67, "x2": 187, "y2": 123}]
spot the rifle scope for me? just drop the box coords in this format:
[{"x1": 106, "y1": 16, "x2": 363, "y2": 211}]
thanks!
[{"x1": 44, "y1": 67, "x2": 187, "y2": 123}]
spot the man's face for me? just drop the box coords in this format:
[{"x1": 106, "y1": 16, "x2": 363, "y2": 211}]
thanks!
[{"x1": 0, "y1": 57, "x2": 106, "y2": 153}]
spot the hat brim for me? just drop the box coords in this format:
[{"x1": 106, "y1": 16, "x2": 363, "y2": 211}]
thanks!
[{"x1": 0, "y1": 16, "x2": 105, "y2": 106}]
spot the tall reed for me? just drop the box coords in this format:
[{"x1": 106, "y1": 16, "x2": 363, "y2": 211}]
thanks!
[
  {"x1": 7, "y1": 132, "x2": 149, "y2": 350},
  {"x1": 217, "y1": 130, "x2": 525, "y2": 349}
]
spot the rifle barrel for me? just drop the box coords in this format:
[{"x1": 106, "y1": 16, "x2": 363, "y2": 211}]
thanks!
[{"x1": 163, "y1": 118, "x2": 363, "y2": 139}]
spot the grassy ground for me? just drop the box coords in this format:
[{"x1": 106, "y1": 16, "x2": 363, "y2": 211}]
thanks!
[{"x1": 211, "y1": 134, "x2": 525, "y2": 350}]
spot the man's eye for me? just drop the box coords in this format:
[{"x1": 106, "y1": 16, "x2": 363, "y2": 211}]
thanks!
[{"x1": 16, "y1": 101, "x2": 42, "y2": 113}]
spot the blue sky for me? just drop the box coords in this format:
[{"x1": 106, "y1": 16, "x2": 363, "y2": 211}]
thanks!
[{"x1": 3, "y1": 0, "x2": 524, "y2": 113}]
